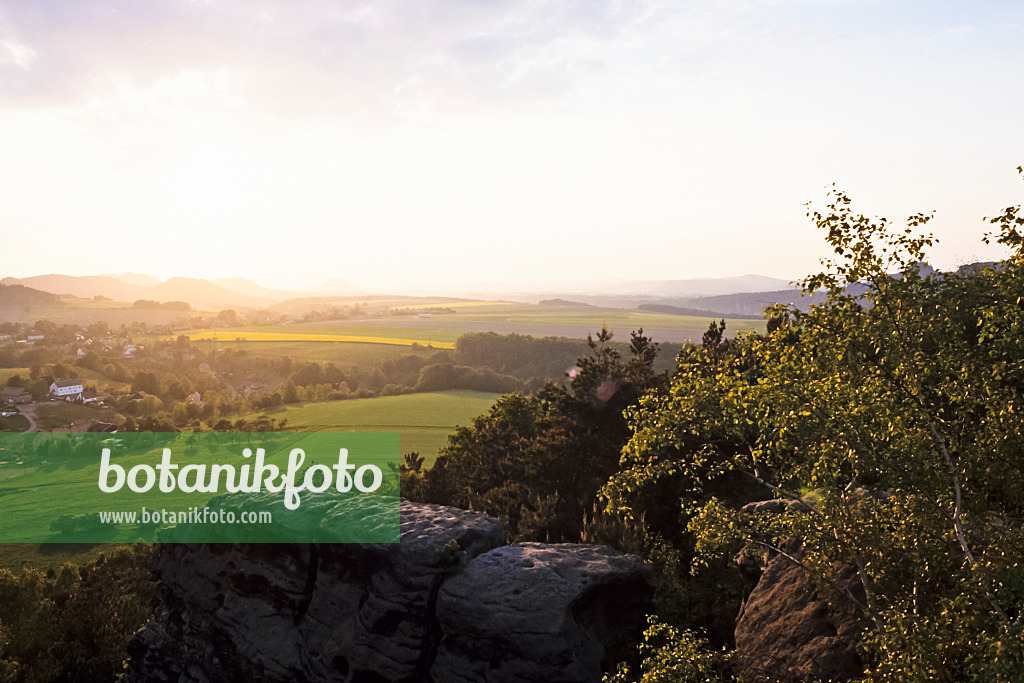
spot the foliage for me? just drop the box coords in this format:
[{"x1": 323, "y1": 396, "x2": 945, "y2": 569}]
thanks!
[
  {"x1": 404, "y1": 328, "x2": 666, "y2": 542},
  {"x1": 604, "y1": 617, "x2": 734, "y2": 683},
  {"x1": 0, "y1": 547, "x2": 156, "y2": 683},
  {"x1": 605, "y1": 170, "x2": 1024, "y2": 680}
]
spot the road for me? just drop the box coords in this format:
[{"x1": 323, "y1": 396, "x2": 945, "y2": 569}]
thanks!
[{"x1": 15, "y1": 403, "x2": 42, "y2": 432}]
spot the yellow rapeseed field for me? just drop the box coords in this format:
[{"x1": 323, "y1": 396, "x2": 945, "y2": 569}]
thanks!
[{"x1": 166, "y1": 330, "x2": 455, "y2": 349}]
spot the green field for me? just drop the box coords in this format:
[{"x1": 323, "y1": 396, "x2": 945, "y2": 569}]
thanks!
[
  {"x1": 0, "y1": 368, "x2": 30, "y2": 385},
  {"x1": 75, "y1": 367, "x2": 131, "y2": 393},
  {"x1": 33, "y1": 402, "x2": 113, "y2": 431},
  {"x1": 175, "y1": 329, "x2": 456, "y2": 348},
  {"x1": 191, "y1": 340, "x2": 446, "y2": 366},
  {"x1": 253, "y1": 302, "x2": 765, "y2": 344},
  {"x1": 0, "y1": 432, "x2": 401, "y2": 547},
  {"x1": 199, "y1": 324, "x2": 463, "y2": 344},
  {"x1": 0, "y1": 463, "x2": 36, "y2": 479},
  {"x1": 241, "y1": 390, "x2": 500, "y2": 465},
  {"x1": 403, "y1": 303, "x2": 767, "y2": 337},
  {"x1": 0, "y1": 414, "x2": 30, "y2": 432}
]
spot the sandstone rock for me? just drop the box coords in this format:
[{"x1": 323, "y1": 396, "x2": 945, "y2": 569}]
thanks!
[
  {"x1": 432, "y1": 543, "x2": 653, "y2": 683},
  {"x1": 124, "y1": 499, "x2": 504, "y2": 682},
  {"x1": 734, "y1": 544, "x2": 865, "y2": 682},
  {"x1": 123, "y1": 501, "x2": 652, "y2": 683}
]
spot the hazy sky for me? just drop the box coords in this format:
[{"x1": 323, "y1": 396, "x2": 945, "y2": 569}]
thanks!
[{"x1": 2, "y1": 0, "x2": 1023, "y2": 292}]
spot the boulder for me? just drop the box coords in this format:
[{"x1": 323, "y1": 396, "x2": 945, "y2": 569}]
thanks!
[
  {"x1": 734, "y1": 543, "x2": 865, "y2": 682},
  {"x1": 123, "y1": 500, "x2": 652, "y2": 683},
  {"x1": 432, "y1": 543, "x2": 653, "y2": 683}
]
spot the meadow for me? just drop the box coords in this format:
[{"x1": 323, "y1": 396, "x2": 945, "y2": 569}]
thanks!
[
  {"x1": 0, "y1": 367, "x2": 30, "y2": 384},
  {"x1": 0, "y1": 432, "x2": 398, "y2": 547},
  {"x1": 173, "y1": 329, "x2": 456, "y2": 348},
  {"x1": 0, "y1": 414, "x2": 31, "y2": 432},
  {"x1": 256, "y1": 302, "x2": 766, "y2": 344},
  {"x1": 187, "y1": 340, "x2": 446, "y2": 366},
  {"x1": 32, "y1": 402, "x2": 113, "y2": 431},
  {"x1": 240, "y1": 390, "x2": 500, "y2": 466}
]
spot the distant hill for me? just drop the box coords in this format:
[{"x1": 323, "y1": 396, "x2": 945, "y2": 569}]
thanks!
[
  {"x1": 0, "y1": 283, "x2": 61, "y2": 307},
  {"x1": 0, "y1": 275, "x2": 270, "y2": 309},
  {"x1": 312, "y1": 277, "x2": 360, "y2": 294},
  {"x1": 669, "y1": 289, "x2": 821, "y2": 316},
  {"x1": 107, "y1": 272, "x2": 162, "y2": 287},
  {"x1": 213, "y1": 277, "x2": 305, "y2": 300},
  {"x1": 539, "y1": 299, "x2": 593, "y2": 308},
  {"x1": 436, "y1": 274, "x2": 796, "y2": 303},
  {"x1": 1, "y1": 274, "x2": 143, "y2": 301},
  {"x1": 674, "y1": 282, "x2": 877, "y2": 316},
  {"x1": 149, "y1": 278, "x2": 270, "y2": 308},
  {"x1": 638, "y1": 303, "x2": 761, "y2": 320},
  {"x1": 592, "y1": 274, "x2": 794, "y2": 298}
]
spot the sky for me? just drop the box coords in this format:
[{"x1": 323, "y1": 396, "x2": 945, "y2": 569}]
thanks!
[{"x1": 1, "y1": 0, "x2": 1023, "y2": 293}]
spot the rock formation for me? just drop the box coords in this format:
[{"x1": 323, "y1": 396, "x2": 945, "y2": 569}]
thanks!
[
  {"x1": 123, "y1": 499, "x2": 652, "y2": 683},
  {"x1": 733, "y1": 503, "x2": 866, "y2": 682}
]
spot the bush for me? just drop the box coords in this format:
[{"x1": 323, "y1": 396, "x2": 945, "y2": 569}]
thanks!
[{"x1": 604, "y1": 617, "x2": 735, "y2": 683}]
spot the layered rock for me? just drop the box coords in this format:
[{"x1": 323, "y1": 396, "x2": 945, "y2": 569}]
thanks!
[
  {"x1": 734, "y1": 503, "x2": 866, "y2": 682},
  {"x1": 433, "y1": 543, "x2": 653, "y2": 682},
  {"x1": 123, "y1": 499, "x2": 652, "y2": 683}
]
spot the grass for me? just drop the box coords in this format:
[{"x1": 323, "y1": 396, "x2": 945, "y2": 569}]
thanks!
[
  {"x1": 0, "y1": 367, "x2": 127, "y2": 395},
  {"x1": 0, "y1": 432, "x2": 400, "y2": 546},
  {"x1": 189, "y1": 340, "x2": 445, "y2": 366},
  {"x1": 240, "y1": 390, "x2": 500, "y2": 466},
  {"x1": 260, "y1": 304, "x2": 765, "y2": 343},
  {"x1": 0, "y1": 464, "x2": 36, "y2": 479},
  {"x1": 74, "y1": 367, "x2": 131, "y2": 394},
  {"x1": 171, "y1": 329, "x2": 456, "y2": 349},
  {"x1": 401, "y1": 303, "x2": 768, "y2": 335},
  {"x1": 0, "y1": 414, "x2": 30, "y2": 432},
  {"x1": 32, "y1": 402, "x2": 111, "y2": 431},
  {"x1": 160, "y1": 300, "x2": 765, "y2": 351},
  {"x1": 0, "y1": 368, "x2": 31, "y2": 385}
]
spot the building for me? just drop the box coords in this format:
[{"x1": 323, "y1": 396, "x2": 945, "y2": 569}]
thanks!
[
  {"x1": 50, "y1": 379, "x2": 84, "y2": 401},
  {"x1": 1, "y1": 386, "x2": 30, "y2": 405}
]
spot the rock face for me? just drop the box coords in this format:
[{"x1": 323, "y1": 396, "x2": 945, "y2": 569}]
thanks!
[
  {"x1": 433, "y1": 543, "x2": 653, "y2": 683},
  {"x1": 734, "y1": 542, "x2": 866, "y2": 682},
  {"x1": 123, "y1": 500, "x2": 652, "y2": 683}
]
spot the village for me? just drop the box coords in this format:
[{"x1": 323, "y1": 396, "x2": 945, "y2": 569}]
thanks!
[{"x1": 0, "y1": 321, "x2": 205, "y2": 433}]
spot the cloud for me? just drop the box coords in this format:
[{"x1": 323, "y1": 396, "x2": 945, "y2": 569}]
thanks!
[{"x1": 0, "y1": 0, "x2": 687, "y2": 126}]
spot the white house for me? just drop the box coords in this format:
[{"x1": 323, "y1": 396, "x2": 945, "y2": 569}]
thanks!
[
  {"x1": 50, "y1": 379, "x2": 84, "y2": 400},
  {"x1": 123, "y1": 344, "x2": 137, "y2": 358}
]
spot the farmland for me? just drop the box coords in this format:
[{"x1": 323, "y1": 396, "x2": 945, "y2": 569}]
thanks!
[
  {"x1": 0, "y1": 367, "x2": 30, "y2": 384},
  {"x1": 172, "y1": 329, "x2": 456, "y2": 348},
  {"x1": 32, "y1": 402, "x2": 112, "y2": 431},
  {"x1": 186, "y1": 340, "x2": 445, "y2": 367},
  {"x1": 244, "y1": 302, "x2": 764, "y2": 345},
  {"x1": 240, "y1": 390, "x2": 500, "y2": 466}
]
